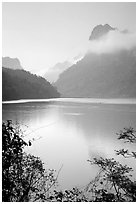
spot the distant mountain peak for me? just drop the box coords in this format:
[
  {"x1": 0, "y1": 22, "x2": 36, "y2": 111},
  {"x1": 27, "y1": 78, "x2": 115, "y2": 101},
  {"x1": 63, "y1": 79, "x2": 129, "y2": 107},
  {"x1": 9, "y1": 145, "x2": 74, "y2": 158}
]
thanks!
[
  {"x1": 2, "y1": 57, "x2": 23, "y2": 70},
  {"x1": 44, "y1": 61, "x2": 73, "y2": 83},
  {"x1": 89, "y1": 24, "x2": 116, "y2": 41}
]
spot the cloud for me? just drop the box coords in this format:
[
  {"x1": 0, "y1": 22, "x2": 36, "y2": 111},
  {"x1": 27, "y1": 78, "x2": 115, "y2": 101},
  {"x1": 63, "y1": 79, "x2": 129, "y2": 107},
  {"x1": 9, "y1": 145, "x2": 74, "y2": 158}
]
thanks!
[
  {"x1": 42, "y1": 29, "x2": 136, "y2": 77},
  {"x1": 79, "y1": 30, "x2": 136, "y2": 56}
]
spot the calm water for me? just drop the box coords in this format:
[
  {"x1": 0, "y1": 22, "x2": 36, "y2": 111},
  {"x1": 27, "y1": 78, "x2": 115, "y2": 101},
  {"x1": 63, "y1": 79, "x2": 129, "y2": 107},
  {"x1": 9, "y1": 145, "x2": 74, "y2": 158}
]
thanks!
[{"x1": 2, "y1": 98, "x2": 136, "y2": 189}]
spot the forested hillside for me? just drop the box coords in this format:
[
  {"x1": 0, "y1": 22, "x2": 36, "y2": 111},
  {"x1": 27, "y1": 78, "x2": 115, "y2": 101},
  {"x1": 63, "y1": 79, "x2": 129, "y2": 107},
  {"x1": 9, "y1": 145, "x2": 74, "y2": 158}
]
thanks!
[
  {"x1": 55, "y1": 24, "x2": 136, "y2": 98},
  {"x1": 2, "y1": 67, "x2": 60, "y2": 101},
  {"x1": 55, "y1": 48, "x2": 136, "y2": 98}
]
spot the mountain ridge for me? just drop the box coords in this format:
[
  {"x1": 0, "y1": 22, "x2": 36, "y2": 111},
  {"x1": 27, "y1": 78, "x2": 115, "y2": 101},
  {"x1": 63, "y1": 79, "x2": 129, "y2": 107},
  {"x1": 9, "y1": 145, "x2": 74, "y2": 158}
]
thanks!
[
  {"x1": 2, "y1": 57, "x2": 23, "y2": 70},
  {"x1": 55, "y1": 47, "x2": 136, "y2": 98},
  {"x1": 44, "y1": 61, "x2": 73, "y2": 83},
  {"x1": 55, "y1": 24, "x2": 136, "y2": 98},
  {"x1": 2, "y1": 67, "x2": 60, "y2": 101}
]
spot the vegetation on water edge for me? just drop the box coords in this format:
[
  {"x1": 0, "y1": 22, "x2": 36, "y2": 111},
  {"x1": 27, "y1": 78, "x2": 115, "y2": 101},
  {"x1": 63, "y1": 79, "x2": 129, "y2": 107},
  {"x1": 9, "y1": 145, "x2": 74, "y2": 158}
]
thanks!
[{"x1": 2, "y1": 120, "x2": 136, "y2": 202}]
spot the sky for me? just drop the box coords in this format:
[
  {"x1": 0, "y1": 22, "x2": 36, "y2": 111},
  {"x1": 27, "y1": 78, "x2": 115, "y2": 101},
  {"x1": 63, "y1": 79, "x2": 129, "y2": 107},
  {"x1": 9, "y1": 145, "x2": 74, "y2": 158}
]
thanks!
[{"x1": 2, "y1": 2, "x2": 136, "y2": 75}]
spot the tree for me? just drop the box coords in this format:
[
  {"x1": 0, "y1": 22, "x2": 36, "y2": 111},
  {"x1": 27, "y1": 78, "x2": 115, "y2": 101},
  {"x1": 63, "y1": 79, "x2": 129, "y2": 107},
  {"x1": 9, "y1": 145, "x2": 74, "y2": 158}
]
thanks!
[
  {"x1": 87, "y1": 127, "x2": 136, "y2": 202},
  {"x1": 48, "y1": 187, "x2": 88, "y2": 202},
  {"x1": 2, "y1": 120, "x2": 57, "y2": 202},
  {"x1": 115, "y1": 127, "x2": 136, "y2": 159},
  {"x1": 3, "y1": 121, "x2": 136, "y2": 202},
  {"x1": 43, "y1": 127, "x2": 136, "y2": 202}
]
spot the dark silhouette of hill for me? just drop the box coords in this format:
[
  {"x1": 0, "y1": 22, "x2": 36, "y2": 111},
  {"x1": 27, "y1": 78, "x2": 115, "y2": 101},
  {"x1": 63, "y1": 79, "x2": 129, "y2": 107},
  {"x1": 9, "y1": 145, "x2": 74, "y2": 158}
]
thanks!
[
  {"x1": 55, "y1": 48, "x2": 136, "y2": 98},
  {"x1": 2, "y1": 57, "x2": 23, "y2": 70},
  {"x1": 2, "y1": 67, "x2": 60, "y2": 101}
]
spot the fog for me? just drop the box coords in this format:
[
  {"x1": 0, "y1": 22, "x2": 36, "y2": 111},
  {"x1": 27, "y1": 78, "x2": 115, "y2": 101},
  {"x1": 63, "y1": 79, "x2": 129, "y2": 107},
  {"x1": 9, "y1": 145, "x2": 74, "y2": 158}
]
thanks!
[
  {"x1": 41, "y1": 29, "x2": 136, "y2": 78},
  {"x1": 76, "y1": 30, "x2": 136, "y2": 60}
]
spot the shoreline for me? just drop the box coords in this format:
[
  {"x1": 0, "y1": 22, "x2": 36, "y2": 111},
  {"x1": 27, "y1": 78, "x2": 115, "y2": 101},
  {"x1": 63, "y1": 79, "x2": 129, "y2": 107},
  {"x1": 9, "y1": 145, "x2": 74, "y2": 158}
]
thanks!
[{"x1": 2, "y1": 97, "x2": 136, "y2": 105}]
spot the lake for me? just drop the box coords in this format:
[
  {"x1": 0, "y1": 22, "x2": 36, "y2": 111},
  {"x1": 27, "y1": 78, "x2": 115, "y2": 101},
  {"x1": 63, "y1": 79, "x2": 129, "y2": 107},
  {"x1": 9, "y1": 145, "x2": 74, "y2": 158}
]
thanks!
[{"x1": 2, "y1": 98, "x2": 136, "y2": 190}]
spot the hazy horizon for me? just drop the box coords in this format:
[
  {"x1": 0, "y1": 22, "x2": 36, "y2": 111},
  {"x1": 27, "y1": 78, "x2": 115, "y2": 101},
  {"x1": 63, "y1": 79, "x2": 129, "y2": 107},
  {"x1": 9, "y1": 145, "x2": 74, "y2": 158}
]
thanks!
[{"x1": 2, "y1": 2, "x2": 136, "y2": 76}]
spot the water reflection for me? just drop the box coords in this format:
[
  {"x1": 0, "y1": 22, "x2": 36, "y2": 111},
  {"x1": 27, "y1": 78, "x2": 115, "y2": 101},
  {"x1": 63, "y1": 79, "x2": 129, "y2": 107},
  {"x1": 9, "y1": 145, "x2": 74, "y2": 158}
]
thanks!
[{"x1": 2, "y1": 100, "x2": 136, "y2": 189}]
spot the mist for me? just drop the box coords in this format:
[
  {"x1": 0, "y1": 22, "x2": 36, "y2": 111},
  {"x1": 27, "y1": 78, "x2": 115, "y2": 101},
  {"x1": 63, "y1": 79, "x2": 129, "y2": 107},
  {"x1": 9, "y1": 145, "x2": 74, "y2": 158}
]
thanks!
[
  {"x1": 86, "y1": 30, "x2": 136, "y2": 55},
  {"x1": 32, "y1": 29, "x2": 136, "y2": 77},
  {"x1": 74, "y1": 30, "x2": 136, "y2": 61}
]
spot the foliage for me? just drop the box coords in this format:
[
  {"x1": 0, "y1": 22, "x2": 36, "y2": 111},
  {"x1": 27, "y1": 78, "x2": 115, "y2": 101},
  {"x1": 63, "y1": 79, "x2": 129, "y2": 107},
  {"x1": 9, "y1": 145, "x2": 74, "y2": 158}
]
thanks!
[
  {"x1": 87, "y1": 127, "x2": 136, "y2": 202},
  {"x1": 115, "y1": 127, "x2": 136, "y2": 158},
  {"x1": 47, "y1": 187, "x2": 88, "y2": 202},
  {"x1": 2, "y1": 121, "x2": 136, "y2": 202},
  {"x1": 87, "y1": 158, "x2": 135, "y2": 201},
  {"x1": 2, "y1": 120, "x2": 57, "y2": 202},
  {"x1": 117, "y1": 127, "x2": 136, "y2": 143},
  {"x1": 44, "y1": 127, "x2": 136, "y2": 202},
  {"x1": 2, "y1": 67, "x2": 60, "y2": 100}
]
